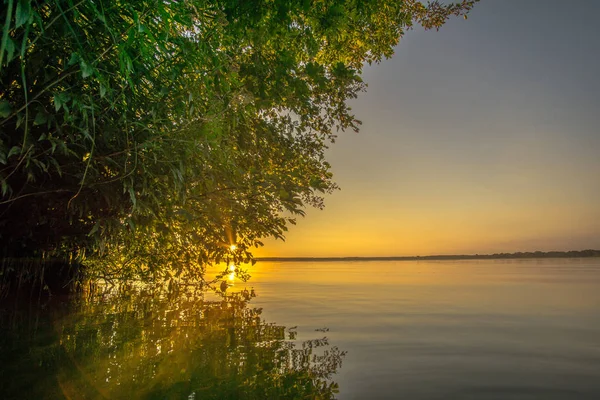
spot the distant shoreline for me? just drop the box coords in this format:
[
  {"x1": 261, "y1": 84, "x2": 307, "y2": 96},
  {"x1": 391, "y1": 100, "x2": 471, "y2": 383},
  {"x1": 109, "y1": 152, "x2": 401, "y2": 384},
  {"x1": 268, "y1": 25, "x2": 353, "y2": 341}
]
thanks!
[{"x1": 257, "y1": 250, "x2": 600, "y2": 262}]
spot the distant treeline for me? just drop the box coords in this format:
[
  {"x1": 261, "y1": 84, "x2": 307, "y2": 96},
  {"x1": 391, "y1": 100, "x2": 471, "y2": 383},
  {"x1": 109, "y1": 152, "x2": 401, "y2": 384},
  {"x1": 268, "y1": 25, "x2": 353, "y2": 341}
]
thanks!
[{"x1": 257, "y1": 250, "x2": 600, "y2": 262}]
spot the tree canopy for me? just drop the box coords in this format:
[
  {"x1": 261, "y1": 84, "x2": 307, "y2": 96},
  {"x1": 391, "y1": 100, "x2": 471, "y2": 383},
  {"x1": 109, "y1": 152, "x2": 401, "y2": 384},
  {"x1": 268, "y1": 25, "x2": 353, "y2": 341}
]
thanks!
[{"x1": 0, "y1": 0, "x2": 477, "y2": 282}]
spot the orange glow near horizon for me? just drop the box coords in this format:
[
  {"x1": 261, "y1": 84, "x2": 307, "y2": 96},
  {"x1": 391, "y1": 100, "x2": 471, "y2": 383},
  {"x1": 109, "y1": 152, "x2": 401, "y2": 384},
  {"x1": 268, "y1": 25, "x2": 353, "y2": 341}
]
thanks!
[{"x1": 252, "y1": 183, "x2": 600, "y2": 258}]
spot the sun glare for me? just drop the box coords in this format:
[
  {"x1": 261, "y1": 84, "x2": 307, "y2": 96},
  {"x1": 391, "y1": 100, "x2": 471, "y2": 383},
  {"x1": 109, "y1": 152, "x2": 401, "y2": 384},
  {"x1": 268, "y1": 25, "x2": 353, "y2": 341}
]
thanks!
[
  {"x1": 228, "y1": 264, "x2": 236, "y2": 272},
  {"x1": 229, "y1": 244, "x2": 237, "y2": 251}
]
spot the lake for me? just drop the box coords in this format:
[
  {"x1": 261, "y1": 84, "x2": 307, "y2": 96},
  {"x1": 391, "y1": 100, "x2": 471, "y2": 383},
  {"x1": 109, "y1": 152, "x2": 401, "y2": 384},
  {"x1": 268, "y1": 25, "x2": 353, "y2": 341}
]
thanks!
[{"x1": 1, "y1": 258, "x2": 600, "y2": 399}]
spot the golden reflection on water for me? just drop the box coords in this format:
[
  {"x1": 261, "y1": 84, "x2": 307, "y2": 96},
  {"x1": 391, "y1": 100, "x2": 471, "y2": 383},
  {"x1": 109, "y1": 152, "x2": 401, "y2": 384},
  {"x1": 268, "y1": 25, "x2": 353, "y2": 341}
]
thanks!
[
  {"x1": 246, "y1": 259, "x2": 600, "y2": 314},
  {"x1": 0, "y1": 284, "x2": 345, "y2": 400}
]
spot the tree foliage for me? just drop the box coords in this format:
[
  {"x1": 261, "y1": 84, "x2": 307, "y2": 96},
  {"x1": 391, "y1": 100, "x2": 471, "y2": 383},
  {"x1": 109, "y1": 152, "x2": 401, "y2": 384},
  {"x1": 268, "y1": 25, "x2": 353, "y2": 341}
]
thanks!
[{"x1": 0, "y1": 0, "x2": 477, "y2": 281}]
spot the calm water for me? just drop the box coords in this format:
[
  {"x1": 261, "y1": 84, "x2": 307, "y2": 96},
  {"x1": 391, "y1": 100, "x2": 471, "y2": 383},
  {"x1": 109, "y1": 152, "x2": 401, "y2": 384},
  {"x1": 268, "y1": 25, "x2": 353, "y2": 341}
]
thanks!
[{"x1": 1, "y1": 258, "x2": 600, "y2": 399}]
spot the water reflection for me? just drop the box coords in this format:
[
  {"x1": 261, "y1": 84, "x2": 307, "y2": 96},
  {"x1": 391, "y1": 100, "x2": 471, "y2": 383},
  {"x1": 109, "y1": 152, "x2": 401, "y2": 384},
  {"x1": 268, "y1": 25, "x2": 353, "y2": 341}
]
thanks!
[{"x1": 0, "y1": 285, "x2": 345, "y2": 399}]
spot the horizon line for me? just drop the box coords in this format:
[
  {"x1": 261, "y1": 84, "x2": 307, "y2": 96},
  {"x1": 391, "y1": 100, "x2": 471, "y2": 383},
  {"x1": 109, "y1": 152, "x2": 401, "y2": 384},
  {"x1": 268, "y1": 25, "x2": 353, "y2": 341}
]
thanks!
[{"x1": 256, "y1": 249, "x2": 600, "y2": 262}]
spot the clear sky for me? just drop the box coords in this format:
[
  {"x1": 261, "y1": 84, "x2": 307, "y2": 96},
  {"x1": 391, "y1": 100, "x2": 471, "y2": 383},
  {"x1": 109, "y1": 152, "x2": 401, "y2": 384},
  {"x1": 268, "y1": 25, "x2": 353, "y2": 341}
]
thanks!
[{"x1": 256, "y1": 0, "x2": 600, "y2": 257}]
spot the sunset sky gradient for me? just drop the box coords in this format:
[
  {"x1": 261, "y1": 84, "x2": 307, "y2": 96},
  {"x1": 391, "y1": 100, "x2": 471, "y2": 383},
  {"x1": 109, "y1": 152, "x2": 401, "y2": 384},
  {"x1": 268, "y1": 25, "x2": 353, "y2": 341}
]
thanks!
[{"x1": 257, "y1": 0, "x2": 600, "y2": 257}]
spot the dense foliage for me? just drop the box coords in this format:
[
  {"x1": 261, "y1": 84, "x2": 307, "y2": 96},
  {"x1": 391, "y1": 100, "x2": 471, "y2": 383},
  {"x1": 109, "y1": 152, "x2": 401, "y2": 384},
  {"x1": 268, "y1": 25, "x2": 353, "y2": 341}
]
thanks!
[{"x1": 0, "y1": 0, "x2": 476, "y2": 282}]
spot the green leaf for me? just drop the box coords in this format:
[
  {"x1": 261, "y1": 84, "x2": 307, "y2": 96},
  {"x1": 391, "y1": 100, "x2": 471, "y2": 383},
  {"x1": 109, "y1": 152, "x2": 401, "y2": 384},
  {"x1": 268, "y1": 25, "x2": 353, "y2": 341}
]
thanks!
[
  {"x1": 15, "y1": 0, "x2": 31, "y2": 28},
  {"x1": 0, "y1": 0, "x2": 15, "y2": 69},
  {"x1": 15, "y1": 112, "x2": 23, "y2": 128},
  {"x1": 53, "y1": 92, "x2": 70, "y2": 112},
  {"x1": 128, "y1": 186, "x2": 137, "y2": 208},
  {"x1": 7, "y1": 146, "x2": 20, "y2": 159},
  {"x1": 80, "y1": 60, "x2": 95, "y2": 78},
  {"x1": 32, "y1": 158, "x2": 48, "y2": 172},
  {"x1": 67, "y1": 52, "x2": 80, "y2": 66},
  {"x1": 4, "y1": 37, "x2": 16, "y2": 63},
  {"x1": 88, "y1": 221, "x2": 100, "y2": 236},
  {"x1": 53, "y1": 94, "x2": 62, "y2": 111},
  {"x1": 0, "y1": 100, "x2": 11, "y2": 118},
  {"x1": 33, "y1": 110, "x2": 47, "y2": 125},
  {"x1": 1, "y1": 179, "x2": 9, "y2": 196},
  {"x1": 49, "y1": 157, "x2": 62, "y2": 176}
]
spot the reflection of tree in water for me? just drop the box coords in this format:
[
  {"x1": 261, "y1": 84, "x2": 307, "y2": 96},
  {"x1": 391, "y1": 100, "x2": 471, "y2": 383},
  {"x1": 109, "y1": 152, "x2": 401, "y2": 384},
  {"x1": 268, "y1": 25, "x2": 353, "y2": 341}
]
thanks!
[{"x1": 0, "y1": 286, "x2": 345, "y2": 399}]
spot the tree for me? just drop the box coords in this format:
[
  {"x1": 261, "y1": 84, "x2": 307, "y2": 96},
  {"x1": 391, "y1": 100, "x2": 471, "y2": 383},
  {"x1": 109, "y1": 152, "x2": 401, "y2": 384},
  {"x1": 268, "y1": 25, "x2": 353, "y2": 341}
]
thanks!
[{"x1": 0, "y1": 0, "x2": 477, "y2": 283}]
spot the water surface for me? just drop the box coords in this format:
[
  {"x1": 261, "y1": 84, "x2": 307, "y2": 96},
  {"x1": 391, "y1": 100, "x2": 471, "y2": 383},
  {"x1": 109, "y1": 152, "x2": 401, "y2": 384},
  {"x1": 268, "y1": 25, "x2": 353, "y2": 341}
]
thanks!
[
  {"x1": 248, "y1": 258, "x2": 600, "y2": 399},
  {"x1": 1, "y1": 258, "x2": 600, "y2": 399}
]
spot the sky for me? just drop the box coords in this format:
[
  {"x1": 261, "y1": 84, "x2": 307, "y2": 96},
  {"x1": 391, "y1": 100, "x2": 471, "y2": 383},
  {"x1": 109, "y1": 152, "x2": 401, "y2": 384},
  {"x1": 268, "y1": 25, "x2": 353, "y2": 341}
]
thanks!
[{"x1": 256, "y1": 0, "x2": 600, "y2": 257}]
